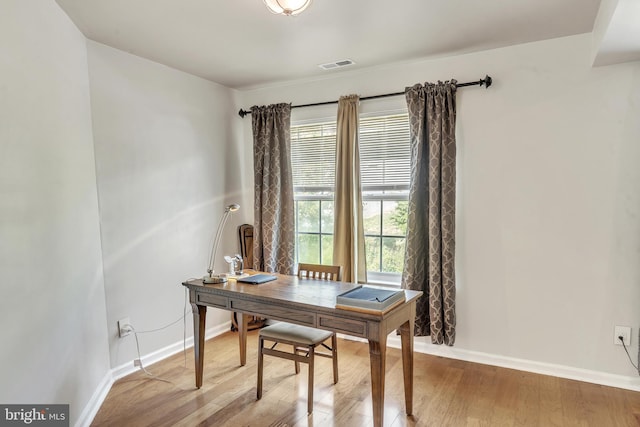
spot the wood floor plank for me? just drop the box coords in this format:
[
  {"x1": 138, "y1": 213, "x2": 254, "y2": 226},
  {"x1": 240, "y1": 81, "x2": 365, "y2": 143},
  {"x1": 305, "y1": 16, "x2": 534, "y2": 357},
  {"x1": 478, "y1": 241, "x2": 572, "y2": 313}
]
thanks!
[
  {"x1": 91, "y1": 330, "x2": 640, "y2": 426},
  {"x1": 486, "y1": 368, "x2": 522, "y2": 426},
  {"x1": 538, "y1": 374, "x2": 563, "y2": 427}
]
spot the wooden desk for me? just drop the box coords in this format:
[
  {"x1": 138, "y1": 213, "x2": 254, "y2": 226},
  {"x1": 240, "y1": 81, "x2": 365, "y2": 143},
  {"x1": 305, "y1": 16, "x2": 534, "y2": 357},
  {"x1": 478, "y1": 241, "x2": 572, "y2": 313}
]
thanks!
[{"x1": 183, "y1": 274, "x2": 422, "y2": 427}]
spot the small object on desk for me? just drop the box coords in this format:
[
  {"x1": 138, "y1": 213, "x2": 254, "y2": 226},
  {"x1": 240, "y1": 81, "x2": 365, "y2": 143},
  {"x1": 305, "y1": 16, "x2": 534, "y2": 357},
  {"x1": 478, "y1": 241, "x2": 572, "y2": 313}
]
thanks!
[
  {"x1": 237, "y1": 274, "x2": 277, "y2": 284},
  {"x1": 224, "y1": 254, "x2": 246, "y2": 275},
  {"x1": 336, "y1": 285, "x2": 406, "y2": 313},
  {"x1": 224, "y1": 255, "x2": 236, "y2": 274}
]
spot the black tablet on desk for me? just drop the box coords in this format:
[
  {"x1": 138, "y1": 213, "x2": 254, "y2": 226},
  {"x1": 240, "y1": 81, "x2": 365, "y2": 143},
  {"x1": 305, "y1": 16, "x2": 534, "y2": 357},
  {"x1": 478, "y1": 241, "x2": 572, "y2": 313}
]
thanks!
[{"x1": 237, "y1": 274, "x2": 277, "y2": 284}]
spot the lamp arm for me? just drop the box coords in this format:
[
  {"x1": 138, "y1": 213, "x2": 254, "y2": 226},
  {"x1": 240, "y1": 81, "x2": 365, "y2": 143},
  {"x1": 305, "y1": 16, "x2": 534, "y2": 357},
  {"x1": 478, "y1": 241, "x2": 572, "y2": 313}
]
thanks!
[{"x1": 207, "y1": 210, "x2": 231, "y2": 275}]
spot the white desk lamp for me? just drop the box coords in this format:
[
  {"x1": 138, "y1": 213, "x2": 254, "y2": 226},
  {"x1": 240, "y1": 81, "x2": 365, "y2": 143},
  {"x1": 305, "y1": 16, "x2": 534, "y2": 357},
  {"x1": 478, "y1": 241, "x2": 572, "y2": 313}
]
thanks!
[{"x1": 204, "y1": 203, "x2": 239, "y2": 284}]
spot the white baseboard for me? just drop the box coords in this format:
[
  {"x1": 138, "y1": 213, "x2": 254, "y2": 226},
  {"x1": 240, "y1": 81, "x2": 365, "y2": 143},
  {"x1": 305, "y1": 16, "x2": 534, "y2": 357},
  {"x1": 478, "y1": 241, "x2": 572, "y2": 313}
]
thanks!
[
  {"x1": 408, "y1": 338, "x2": 640, "y2": 392},
  {"x1": 111, "y1": 321, "x2": 231, "y2": 381},
  {"x1": 74, "y1": 371, "x2": 114, "y2": 427},
  {"x1": 78, "y1": 321, "x2": 232, "y2": 427},
  {"x1": 341, "y1": 334, "x2": 640, "y2": 392}
]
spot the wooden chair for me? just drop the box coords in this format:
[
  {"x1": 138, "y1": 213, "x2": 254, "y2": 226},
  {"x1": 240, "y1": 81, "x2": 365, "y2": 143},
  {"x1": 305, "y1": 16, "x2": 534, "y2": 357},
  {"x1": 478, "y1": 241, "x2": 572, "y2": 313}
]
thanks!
[
  {"x1": 257, "y1": 263, "x2": 342, "y2": 414},
  {"x1": 297, "y1": 263, "x2": 342, "y2": 280},
  {"x1": 238, "y1": 224, "x2": 254, "y2": 269}
]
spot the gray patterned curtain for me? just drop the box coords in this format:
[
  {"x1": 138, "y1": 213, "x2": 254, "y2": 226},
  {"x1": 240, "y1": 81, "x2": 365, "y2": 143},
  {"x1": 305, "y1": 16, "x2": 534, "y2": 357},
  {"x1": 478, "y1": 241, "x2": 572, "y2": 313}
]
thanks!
[
  {"x1": 402, "y1": 81, "x2": 457, "y2": 345},
  {"x1": 250, "y1": 103, "x2": 295, "y2": 275}
]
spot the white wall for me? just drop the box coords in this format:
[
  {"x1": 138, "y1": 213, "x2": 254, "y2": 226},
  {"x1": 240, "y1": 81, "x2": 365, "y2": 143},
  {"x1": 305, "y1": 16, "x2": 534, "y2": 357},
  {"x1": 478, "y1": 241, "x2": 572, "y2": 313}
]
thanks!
[
  {"x1": 0, "y1": 1, "x2": 110, "y2": 424},
  {"x1": 86, "y1": 42, "x2": 247, "y2": 368},
  {"x1": 239, "y1": 34, "x2": 640, "y2": 381}
]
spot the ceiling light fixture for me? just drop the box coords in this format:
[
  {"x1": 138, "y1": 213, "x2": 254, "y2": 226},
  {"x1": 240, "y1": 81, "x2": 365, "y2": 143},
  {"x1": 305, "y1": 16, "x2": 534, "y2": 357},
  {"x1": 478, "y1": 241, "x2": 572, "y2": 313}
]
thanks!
[{"x1": 263, "y1": 0, "x2": 312, "y2": 16}]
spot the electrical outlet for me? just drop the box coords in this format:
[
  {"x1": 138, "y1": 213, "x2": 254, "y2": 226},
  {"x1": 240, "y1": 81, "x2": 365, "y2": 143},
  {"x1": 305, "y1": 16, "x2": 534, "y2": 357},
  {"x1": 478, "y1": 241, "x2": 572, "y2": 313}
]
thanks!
[
  {"x1": 118, "y1": 317, "x2": 131, "y2": 338},
  {"x1": 614, "y1": 325, "x2": 631, "y2": 346},
  {"x1": 133, "y1": 359, "x2": 141, "y2": 367}
]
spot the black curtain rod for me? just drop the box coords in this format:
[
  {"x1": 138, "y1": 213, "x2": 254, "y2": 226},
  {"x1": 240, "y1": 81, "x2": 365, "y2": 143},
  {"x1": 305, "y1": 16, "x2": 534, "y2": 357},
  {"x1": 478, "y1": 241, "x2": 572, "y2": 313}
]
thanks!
[{"x1": 238, "y1": 75, "x2": 492, "y2": 118}]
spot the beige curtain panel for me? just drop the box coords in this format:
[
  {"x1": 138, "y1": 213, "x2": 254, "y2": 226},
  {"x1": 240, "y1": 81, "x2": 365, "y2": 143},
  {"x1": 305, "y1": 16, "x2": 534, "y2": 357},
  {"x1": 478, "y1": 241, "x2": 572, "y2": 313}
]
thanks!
[
  {"x1": 403, "y1": 81, "x2": 457, "y2": 345},
  {"x1": 333, "y1": 95, "x2": 367, "y2": 283},
  {"x1": 250, "y1": 103, "x2": 296, "y2": 275}
]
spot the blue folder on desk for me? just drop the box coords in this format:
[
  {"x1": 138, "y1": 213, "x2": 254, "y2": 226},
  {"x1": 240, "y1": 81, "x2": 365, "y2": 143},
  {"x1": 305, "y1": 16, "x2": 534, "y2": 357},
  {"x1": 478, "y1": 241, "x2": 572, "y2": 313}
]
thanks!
[{"x1": 237, "y1": 274, "x2": 277, "y2": 284}]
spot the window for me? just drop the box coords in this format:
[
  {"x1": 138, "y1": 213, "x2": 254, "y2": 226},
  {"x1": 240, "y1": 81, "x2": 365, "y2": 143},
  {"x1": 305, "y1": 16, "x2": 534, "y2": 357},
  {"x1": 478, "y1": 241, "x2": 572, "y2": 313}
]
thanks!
[
  {"x1": 291, "y1": 113, "x2": 411, "y2": 284},
  {"x1": 291, "y1": 121, "x2": 336, "y2": 265}
]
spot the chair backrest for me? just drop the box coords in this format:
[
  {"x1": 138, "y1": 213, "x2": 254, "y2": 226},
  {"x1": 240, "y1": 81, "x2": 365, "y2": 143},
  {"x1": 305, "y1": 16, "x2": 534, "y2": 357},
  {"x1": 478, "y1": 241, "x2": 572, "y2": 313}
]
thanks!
[
  {"x1": 297, "y1": 263, "x2": 342, "y2": 281},
  {"x1": 238, "y1": 224, "x2": 254, "y2": 269}
]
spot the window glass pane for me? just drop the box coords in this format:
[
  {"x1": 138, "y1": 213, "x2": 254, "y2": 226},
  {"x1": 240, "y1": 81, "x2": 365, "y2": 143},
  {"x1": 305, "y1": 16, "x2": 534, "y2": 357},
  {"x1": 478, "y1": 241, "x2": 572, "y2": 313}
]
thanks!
[
  {"x1": 297, "y1": 200, "x2": 319, "y2": 233},
  {"x1": 321, "y1": 235, "x2": 334, "y2": 265},
  {"x1": 382, "y1": 200, "x2": 408, "y2": 236},
  {"x1": 298, "y1": 234, "x2": 320, "y2": 264},
  {"x1": 363, "y1": 201, "x2": 381, "y2": 235},
  {"x1": 365, "y1": 236, "x2": 381, "y2": 273},
  {"x1": 382, "y1": 237, "x2": 405, "y2": 273},
  {"x1": 321, "y1": 200, "x2": 334, "y2": 234}
]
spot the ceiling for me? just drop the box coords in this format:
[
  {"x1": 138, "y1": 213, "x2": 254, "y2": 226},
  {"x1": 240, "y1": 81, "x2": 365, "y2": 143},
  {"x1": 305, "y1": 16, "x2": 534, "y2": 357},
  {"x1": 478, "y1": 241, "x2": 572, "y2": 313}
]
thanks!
[{"x1": 55, "y1": 0, "x2": 633, "y2": 90}]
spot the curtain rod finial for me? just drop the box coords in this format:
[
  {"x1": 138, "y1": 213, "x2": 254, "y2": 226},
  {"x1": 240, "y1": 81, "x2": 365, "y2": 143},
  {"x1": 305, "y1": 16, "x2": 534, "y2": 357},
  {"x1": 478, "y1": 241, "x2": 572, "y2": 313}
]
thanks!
[
  {"x1": 238, "y1": 109, "x2": 249, "y2": 118},
  {"x1": 482, "y1": 75, "x2": 492, "y2": 89}
]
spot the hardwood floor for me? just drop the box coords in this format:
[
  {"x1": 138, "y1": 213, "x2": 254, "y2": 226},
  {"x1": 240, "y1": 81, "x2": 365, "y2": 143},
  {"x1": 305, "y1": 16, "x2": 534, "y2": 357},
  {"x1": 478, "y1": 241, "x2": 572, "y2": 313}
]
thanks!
[{"x1": 92, "y1": 330, "x2": 640, "y2": 426}]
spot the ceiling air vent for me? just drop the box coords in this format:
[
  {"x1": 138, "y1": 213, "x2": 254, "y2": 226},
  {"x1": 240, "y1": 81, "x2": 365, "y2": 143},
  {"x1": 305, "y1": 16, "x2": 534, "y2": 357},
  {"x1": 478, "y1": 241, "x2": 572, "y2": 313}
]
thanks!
[{"x1": 319, "y1": 59, "x2": 355, "y2": 70}]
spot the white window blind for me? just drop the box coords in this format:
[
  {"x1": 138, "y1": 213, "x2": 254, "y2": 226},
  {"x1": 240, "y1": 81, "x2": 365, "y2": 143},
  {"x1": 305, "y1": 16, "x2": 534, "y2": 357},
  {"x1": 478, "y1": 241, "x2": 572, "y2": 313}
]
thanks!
[
  {"x1": 291, "y1": 114, "x2": 410, "y2": 193},
  {"x1": 359, "y1": 114, "x2": 411, "y2": 193},
  {"x1": 291, "y1": 121, "x2": 336, "y2": 192}
]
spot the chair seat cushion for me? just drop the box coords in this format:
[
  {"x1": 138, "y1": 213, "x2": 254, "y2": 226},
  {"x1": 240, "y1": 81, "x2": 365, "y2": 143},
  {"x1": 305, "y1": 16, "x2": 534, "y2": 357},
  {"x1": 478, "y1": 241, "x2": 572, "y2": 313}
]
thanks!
[{"x1": 260, "y1": 322, "x2": 333, "y2": 345}]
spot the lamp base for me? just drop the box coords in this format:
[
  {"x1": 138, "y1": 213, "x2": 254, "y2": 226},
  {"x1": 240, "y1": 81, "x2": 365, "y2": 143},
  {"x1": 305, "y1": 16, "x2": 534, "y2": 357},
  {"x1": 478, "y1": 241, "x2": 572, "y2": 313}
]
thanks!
[{"x1": 203, "y1": 275, "x2": 228, "y2": 284}]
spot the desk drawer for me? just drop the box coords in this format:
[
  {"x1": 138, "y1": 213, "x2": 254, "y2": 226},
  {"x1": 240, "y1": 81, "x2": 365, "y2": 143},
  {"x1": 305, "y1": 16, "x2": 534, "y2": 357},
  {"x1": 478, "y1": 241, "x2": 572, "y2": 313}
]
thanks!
[
  {"x1": 231, "y1": 299, "x2": 315, "y2": 326},
  {"x1": 197, "y1": 293, "x2": 228, "y2": 308},
  {"x1": 318, "y1": 315, "x2": 367, "y2": 338}
]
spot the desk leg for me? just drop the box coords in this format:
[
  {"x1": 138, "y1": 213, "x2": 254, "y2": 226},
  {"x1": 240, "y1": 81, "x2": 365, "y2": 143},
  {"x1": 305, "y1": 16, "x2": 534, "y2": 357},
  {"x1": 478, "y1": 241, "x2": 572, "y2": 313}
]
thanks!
[
  {"x1": 238, "y1": 313, "x2": 248, "y2": 366},
  {"x1": 368, "y1": 331, "x2": 387, "y2": 427},
  {"x1": 399, "y1": 318, "x2": 415, "y2": 416},
  {"x1": 191, "y1": 303, "x2": 206, "y2": 389}
]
